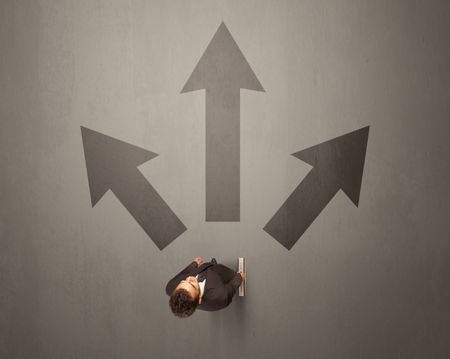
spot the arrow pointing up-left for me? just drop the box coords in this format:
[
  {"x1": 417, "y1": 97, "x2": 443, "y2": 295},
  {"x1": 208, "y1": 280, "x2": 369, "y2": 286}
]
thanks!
[{"x1": 80, "y1": 126, "x2": 187, "y2": 250}]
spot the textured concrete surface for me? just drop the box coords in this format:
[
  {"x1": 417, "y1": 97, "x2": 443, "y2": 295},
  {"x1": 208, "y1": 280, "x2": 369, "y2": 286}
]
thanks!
[{"x1": 1, "y1": 1, "x2": 449, "y2": 358}]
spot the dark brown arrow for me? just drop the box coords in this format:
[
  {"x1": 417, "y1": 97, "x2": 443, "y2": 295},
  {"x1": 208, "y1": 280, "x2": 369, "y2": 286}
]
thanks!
[
  {"x1": 263, "y1": 126, "x2": 370, "y2": 250},
  {"x1": 81, "y1": 126, "x2": 187, "y2": 250},
  {"x1": 181, "y1": 22, "x2": 264, "y2": 222}
]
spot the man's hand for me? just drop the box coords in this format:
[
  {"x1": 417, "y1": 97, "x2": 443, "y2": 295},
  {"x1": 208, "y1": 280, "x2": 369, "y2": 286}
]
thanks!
[
  {"x1": 193, "y1": 257, "x2": 203, "y2": 266},
  {"x1": 238, "y1": 271, "x2": 245, "y2": 281}
]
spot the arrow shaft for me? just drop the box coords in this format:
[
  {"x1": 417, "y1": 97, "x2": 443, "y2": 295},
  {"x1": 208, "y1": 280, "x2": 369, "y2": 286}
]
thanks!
[
  {"x1": 205, "y1": 87, "x2": 240, "y2": 221},
  {"x1": 263, "y1": 169, "x2": 339, "y2": 250},
  {"x1": 111, "y1": 169, "x2": 186, "y2": 250}
]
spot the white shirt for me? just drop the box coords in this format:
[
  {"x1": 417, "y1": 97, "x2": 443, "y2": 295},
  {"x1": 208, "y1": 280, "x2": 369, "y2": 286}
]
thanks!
[{"x1": 196, "y1": 275, "x2": 206, "y2": 301}]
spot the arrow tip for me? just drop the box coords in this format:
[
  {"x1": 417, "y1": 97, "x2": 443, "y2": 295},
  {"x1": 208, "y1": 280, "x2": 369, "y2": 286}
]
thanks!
[
  {"x1": 181, "y1": 22, "x2": 264, "y2": 93},
  {"x1": 292, "y1": 126, "x2": 370, "y2": 206},
  {"x1": 81, "y1": 126, "x2": 158, "y2": 207}
]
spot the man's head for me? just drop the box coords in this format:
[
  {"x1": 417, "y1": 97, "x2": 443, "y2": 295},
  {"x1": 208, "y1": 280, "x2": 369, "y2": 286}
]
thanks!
[{"x1": 169, "y1": 276, "x2": 201, "y2": 318}]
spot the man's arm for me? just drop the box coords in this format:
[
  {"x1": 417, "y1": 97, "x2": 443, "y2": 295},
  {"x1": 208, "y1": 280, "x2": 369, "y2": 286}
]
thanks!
[
  {"x1": 213, "y1": 272, "x2": 243, "y2": 309},
  {"x1": 165, "y1": 261, "x2": 198, "y2": 295},
  {"x1": 224, "y1": 272, "x2": 243, "y2": 302}
]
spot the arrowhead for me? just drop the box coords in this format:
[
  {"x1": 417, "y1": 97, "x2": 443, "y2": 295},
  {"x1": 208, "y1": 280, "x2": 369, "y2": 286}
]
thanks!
[
  {"x1": 292, "y1": 126, "x2": 370, "y2": 206},
  {"x1": 81, "y1": 126, "x2": 158, "y2": 207},
  {"x1": 181, "y1": 22, "x2": 264, "y2": 93}
]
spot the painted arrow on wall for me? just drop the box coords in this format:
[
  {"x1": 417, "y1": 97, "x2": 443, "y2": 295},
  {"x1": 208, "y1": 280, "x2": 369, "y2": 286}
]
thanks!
[
  {"x1": 182, "y1": 22, "x2": 264, "y2": 222},
  {"x1": 263, "y1": 126, "x2": 370, "y2": 250},
  {"x1": 80, "y1": 127, "x2": 187, "y2": 250}
]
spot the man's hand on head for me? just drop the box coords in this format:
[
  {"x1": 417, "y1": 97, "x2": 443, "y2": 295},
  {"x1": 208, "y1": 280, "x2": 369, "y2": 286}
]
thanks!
[{"x1": 194, "y1": 257, "x2": 203, "y2": 266}]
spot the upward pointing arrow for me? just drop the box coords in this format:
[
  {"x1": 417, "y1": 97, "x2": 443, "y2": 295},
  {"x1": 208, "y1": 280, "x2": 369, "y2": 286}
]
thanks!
[
  {"x1": 263, "y1": 126, "x2": 370, "y2": 250},
  {"x1": 81, "y1": 126, "x2": 187, "y2": 250},
  {"x1": 182, "y1": 22, "x2": 264, "y2": 221}
]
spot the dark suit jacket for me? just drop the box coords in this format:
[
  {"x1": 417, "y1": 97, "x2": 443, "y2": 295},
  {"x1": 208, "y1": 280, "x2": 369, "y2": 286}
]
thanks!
[{"x1": 165, "y1": 261, "x2": 242, "y2": 311}]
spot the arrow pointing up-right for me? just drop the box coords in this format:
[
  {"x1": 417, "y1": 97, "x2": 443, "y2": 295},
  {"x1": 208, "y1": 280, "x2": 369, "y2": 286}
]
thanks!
[{"x1": 264, "y1": 126, "x2": 370, "y2": 250}]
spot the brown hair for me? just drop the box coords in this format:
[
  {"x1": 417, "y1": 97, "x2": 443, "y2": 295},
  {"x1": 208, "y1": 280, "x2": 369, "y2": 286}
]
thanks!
[{"x1": 169, "y1": 288, "x2": 199, "y2": 318}]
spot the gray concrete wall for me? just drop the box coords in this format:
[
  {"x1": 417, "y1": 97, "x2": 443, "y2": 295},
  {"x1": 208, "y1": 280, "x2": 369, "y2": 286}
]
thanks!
[{"x1": 1, "y1": 0, "x2": 449, "y2": 358}]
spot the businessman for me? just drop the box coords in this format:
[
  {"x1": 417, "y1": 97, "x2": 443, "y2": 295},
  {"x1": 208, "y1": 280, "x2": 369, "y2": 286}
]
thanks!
[{"x1": 165, "y1": 257, "x2": 244, "y2": 318}]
